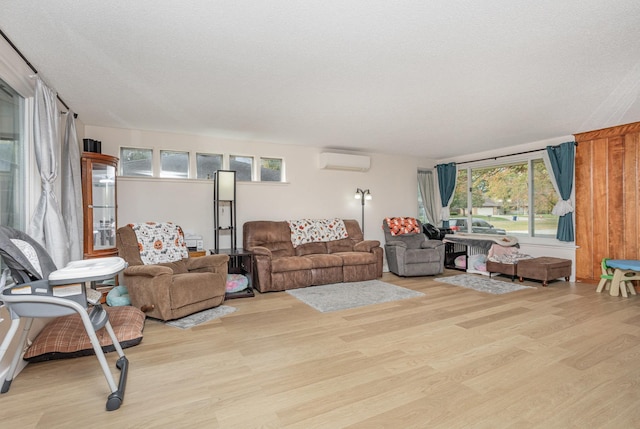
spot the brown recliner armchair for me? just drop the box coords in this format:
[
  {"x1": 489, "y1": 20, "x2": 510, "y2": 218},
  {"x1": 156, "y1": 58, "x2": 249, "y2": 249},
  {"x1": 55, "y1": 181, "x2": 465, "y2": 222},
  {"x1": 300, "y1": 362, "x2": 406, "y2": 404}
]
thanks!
[{"x1": 115, "y1": 222, "x2": 229, "y2": 321}]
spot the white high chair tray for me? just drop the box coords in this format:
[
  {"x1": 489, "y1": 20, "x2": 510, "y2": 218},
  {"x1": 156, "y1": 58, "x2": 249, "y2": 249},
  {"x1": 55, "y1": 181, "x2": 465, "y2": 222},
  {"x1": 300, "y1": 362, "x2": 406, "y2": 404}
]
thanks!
[{"x1": 49, "y1": 256, "x2": 126, "y2": 283}]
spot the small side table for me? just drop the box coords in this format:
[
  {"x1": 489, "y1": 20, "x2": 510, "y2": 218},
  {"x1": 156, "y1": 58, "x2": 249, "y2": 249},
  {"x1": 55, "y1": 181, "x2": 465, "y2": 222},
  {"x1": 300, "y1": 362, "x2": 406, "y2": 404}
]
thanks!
[{"x1": 212, "y1": 248, "x2": 256, "y2": 299}]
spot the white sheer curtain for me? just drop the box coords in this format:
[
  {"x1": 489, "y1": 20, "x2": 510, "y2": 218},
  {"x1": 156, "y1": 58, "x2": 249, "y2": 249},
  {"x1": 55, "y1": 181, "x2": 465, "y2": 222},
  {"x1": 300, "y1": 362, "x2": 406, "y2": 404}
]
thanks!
[
  {"x1": 417, "y1": 170, "x2": 437, "y2": 225},
  {"x1": 29, "y1": 76, "x2": 69, "y2": 268},
  {"x1": 61, "y1": 111, "x2": 83, "y2": 261}
]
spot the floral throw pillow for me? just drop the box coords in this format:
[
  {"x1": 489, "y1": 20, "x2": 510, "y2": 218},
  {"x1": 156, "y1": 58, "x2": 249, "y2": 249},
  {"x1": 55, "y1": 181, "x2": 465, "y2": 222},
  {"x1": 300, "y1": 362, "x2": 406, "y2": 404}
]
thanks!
[{"x1": 385, "y1": 217, "x2": 421, "y2": 236}]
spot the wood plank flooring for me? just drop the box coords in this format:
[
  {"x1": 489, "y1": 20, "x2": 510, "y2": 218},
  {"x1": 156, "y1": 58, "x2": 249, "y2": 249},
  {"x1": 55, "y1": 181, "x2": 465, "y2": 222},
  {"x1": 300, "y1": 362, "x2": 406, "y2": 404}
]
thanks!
[{"x1": 2, "y1": 271, "x2": 640, "y2": 428}]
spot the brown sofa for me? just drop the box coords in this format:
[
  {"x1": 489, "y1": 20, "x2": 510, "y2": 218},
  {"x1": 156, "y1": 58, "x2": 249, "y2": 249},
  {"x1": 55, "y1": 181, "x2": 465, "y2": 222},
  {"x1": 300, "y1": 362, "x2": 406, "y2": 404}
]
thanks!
[
  {"x1": 116, "y1": 223, "x2": 229, "y2": 321},
  {"x1": 243, "y1": 219, "x2": 383, "y2": 293}
]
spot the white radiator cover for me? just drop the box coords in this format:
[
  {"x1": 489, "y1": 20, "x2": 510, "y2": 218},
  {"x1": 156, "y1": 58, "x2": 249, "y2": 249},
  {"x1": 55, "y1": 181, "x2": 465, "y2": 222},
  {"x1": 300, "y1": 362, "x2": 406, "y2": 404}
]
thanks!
[{"x1": 318, "y1": 152, "x2": 371, "y2": 171}]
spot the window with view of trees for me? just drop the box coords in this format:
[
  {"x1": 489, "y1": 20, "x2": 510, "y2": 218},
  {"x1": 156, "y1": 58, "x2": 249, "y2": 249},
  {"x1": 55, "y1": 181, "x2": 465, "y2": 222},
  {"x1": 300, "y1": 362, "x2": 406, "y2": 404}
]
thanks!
[
  {"x1": 449, "y1": 158, "x2": 558, "y2": 238},
  {"x1": 260, "y1": 157, "x2": 282, "y2": 182}
]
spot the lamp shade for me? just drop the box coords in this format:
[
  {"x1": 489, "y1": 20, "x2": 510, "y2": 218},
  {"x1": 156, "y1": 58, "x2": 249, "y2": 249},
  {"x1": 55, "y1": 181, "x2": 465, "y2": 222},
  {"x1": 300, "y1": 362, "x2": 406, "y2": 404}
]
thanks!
[{"x1": 215, "y1": 170, "x2": 236, "y2": 201}]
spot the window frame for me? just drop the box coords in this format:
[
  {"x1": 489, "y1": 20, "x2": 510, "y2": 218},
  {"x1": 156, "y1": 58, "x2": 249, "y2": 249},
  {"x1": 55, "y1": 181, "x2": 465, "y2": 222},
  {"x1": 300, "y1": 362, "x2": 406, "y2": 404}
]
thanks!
[
  {"x1": 120, "y1": 146, "x2": 154, "y2": 177},
  {"x1": 0, "y1": 77, "x2": 26, "y2": 231},
  {"x1": 259, "y1": 156, "x2": 284, "y2": 182},
  {"x1": 195, "y1": 152, "x2": 223, "y2": 180},
  {"x1": 159, "y1": 149, "x2": 189, "y2": 179},
  {"x1": 229, "y1": 154, "x2": 254, "y2": 182},
  {"x1": 450, "y1": 152, "x2": 560, "y2": 240}
]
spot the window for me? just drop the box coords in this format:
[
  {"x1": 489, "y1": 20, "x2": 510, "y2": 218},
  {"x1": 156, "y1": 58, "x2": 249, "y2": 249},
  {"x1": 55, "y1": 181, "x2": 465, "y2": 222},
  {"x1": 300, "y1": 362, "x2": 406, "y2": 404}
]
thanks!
[
  {"x1": 0, "y1": 78, "x2": 25, "y2": 230},
  {"x1": 449, "y1": 158, "x2": 558, "y2": 238},
  {"x1": 230, "y1": 155, "x2": 253, "y2": 181},
  {"x1": 260, "y1": 157, "x2": 282, "y2": 182},
  {"x1": 196, "y1": 153, "x2": 222, "y2": 179},
  {"x1": 120, "y1": 147, "x2": 153, "y2": 177},
  {"x1": 160, "y1": 150, "x2": 188, "y2": 178}
]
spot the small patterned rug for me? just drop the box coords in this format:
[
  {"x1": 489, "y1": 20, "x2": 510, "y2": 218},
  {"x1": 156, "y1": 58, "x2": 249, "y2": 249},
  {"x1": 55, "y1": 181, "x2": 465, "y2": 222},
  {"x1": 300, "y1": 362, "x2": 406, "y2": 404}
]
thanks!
[
  {"x1": 435, "y1": 274, "x2": 536, "y2": 294},
  {"x1": 165, "y1": 305, "x2": 237, "y2": 329},
  {"x1": 286, "y1": 280, "x2": 424, "y2": 313}
]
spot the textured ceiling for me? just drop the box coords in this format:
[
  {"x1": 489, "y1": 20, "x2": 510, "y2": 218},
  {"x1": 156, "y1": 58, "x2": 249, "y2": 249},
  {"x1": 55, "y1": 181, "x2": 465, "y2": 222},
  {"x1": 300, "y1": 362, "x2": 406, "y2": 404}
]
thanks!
[{"x1": 2, "y1": 1, "x2": 640, "y2": 158}]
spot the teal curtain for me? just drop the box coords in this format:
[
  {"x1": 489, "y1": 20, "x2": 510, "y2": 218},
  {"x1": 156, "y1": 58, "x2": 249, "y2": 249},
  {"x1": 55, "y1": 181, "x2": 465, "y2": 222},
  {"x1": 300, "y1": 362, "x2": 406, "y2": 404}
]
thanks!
[
  {"x1": 546, "y1": 142, "x2": 575, "y2": 242},
  {"x1": 436, "y1": 162, "x2": 456, "y2": 228}
]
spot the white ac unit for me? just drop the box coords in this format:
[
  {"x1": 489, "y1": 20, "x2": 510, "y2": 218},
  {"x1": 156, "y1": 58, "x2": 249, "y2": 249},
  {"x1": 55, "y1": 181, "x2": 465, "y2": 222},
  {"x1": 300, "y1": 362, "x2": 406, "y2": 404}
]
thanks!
[{"x1": 318, "y1": 152, "x2": 371, "y2": 172}]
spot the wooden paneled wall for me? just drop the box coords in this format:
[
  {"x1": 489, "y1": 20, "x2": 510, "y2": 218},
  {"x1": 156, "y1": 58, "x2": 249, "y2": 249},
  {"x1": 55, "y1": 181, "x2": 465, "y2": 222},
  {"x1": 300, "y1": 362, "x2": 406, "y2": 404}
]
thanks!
[{"x1": 574, "y1": 121, "x2": 640, "y2": 281}]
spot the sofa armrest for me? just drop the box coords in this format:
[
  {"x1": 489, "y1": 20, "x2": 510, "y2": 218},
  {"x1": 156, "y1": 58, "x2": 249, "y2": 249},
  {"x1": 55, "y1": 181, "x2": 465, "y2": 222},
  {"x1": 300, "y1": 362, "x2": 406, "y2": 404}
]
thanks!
[
  {"x1": 248, "y1": 246, "x2": 272, "y2": 257},
  {"x1": 354, "y1": 240, "x2": 381, "y2": 252},
  {"x1": 384, "y1": 240, "x2": 407, "y2": 248},
  {"x1": 421, "y1": 240, "x2": 444, "y2": 250},
  {"x1": 185, "y1": 254, "x2": 229, "y2": 273},
  {"x1": 122, "y1": 265, "x2": 173, "y2": 319},
  {"x1": 123, "y1": 264, "x2": 173, "y2": 278}
]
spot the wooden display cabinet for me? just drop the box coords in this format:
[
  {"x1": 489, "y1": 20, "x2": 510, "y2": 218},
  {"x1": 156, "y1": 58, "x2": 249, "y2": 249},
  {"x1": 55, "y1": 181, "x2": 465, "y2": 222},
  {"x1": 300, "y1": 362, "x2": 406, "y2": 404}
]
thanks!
[{"x1": 81, "y1": 152, "x2": 119, "y2": 259}]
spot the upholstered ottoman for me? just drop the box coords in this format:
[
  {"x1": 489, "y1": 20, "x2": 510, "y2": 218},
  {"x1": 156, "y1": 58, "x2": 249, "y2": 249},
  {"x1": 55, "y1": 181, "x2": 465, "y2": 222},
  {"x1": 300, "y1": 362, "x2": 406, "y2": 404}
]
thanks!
[
  {"x1": 486, "y1": 260, "x2": 517, "y2": 281},
  {"x1": 517, "y1": 257, "x2": 571, "y2": 287}
]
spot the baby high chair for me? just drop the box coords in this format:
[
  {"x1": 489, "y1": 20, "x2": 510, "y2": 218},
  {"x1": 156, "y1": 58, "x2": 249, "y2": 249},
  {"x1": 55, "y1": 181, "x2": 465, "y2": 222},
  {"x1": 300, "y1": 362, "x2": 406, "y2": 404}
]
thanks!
[{"x1": 0, "y1": 226, "x2": 129, "y2": 411}]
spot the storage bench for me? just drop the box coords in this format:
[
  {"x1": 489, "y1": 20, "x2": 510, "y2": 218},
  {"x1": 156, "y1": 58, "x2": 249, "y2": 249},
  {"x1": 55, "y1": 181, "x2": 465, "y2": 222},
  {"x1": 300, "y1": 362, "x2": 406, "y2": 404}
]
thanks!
[
  {"x1": 486, "y1": 260, "x2": 517, "y2": 281},
  {"x1": 517, "y1": 257, "x2": 571, "y2": 287}
]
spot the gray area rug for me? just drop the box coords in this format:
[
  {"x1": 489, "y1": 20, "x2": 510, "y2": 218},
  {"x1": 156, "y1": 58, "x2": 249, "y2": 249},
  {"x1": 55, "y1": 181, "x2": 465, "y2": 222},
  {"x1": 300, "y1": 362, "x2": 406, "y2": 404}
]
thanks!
[
  {"x1": 165, "y1": 305, "x2": 237, "y2": 329},
  {"x1": 435, "y1": 274, "x2": 535, "y2": 294},
  {"x1": 286, "y1": 280, "x2": 424, "y2": 313}
]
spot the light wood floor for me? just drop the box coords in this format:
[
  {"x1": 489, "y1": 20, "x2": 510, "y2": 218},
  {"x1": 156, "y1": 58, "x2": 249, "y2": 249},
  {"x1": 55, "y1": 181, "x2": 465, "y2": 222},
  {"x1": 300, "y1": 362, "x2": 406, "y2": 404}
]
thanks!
[{"x1": 2, "y1": 271, "x2": 640, "y2": 428}]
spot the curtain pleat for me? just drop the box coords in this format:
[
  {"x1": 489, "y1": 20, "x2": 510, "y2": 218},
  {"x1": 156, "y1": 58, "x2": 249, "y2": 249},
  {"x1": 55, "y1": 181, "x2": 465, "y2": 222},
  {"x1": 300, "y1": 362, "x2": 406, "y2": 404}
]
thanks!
[
  {"x1": 436, "y1": 162, "x2": 457, "y2": 227},
  {"x1": 61, "y1": 111, "x2": 83, "y2": 260},
  {"x1": 546, "y1": 141, "x2": 575, "y2": 242},
  {"x1": 29, "y1": 76, "x2": 68, "y2": 268},
  {"x1": 418, "y1": 170, "x2": 437, "y2": 225}
]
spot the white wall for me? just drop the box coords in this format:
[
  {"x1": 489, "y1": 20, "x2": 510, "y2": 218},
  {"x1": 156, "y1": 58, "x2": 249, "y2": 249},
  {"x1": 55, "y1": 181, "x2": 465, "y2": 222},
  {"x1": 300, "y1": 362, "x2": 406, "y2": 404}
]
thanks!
[{"x1": 85, "y1": 125, "x2": 433, "y2": 251}]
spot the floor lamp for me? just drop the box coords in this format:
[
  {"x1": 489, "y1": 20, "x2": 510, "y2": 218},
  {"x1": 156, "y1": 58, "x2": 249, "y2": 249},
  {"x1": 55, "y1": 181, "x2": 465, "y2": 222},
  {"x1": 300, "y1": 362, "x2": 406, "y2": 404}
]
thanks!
[
  {"x1": 214, "y1": 170, "x2": 237, "y2": 251},
  {"x1": 354, "y1": 188, "x2": 372, "y2": 235}
]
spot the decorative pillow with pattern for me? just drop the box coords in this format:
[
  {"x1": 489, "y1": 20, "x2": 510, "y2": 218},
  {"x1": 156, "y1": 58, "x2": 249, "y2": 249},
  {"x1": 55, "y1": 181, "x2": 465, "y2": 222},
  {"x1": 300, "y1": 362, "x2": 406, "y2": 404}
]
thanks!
[
  {"x1": 130, "y1": 222, "x2": 189, "y2": 265},
  {"x1": 286, "y1": 218, "x2": 349, "y2": 248},
  {"x1": 385, "y1": 217, "x2": 421, "y2": 236}
]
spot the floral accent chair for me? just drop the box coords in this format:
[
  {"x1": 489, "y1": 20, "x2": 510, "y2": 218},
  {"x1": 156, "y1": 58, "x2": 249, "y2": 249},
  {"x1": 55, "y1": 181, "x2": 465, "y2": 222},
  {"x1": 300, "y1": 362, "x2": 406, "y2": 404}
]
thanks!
[{"x1": 116, "y1": 222, "x2": 229, "y2": 321}]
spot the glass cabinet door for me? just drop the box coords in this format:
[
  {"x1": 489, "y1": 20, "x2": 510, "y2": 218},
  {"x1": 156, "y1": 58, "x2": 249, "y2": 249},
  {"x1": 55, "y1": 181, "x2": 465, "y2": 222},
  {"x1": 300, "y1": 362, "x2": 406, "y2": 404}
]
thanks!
[
  {"x1": 91, "y1": 161, "x2": 116, "y2": 250},
  {"x1": 82, "y1": 152, "x2": 119, "y2": 258}
]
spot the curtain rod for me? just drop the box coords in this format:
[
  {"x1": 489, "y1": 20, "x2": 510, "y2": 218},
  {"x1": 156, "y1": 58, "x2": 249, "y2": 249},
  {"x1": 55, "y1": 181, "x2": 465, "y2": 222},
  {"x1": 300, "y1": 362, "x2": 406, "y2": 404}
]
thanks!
[
  {"x1": 0, "y1": 28, "x2": 77, "y2": 118},
  {"x1": 455, "y1": 142, "x2": 577, "y2": 166}
]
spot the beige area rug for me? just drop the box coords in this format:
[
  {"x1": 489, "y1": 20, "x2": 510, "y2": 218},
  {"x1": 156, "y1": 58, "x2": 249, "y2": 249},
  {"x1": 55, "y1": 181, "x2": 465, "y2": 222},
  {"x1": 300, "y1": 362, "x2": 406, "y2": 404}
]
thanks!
[{"x1": 286, "y1": 280, "x2": 424, "y2": 313}]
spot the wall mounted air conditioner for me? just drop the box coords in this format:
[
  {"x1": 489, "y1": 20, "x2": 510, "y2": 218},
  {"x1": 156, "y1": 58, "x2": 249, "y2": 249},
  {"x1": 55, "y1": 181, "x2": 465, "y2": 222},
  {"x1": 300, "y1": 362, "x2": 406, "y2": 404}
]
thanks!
[{"x1": 318, "y1": 152, "x2": 371, "y2": 172}]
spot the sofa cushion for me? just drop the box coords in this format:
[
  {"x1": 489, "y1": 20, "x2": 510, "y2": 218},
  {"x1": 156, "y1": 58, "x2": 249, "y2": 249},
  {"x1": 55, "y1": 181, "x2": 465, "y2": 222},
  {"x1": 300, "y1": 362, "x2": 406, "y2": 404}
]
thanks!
[
  {"x1": 272, "y1": 256, "x2": 314, "y2": 273},
  {"x1": 405, "y1": 248, "x2": 442, "y2": 264},
  {"x1": 305, "y1": 253, "x2": 343, "y2": 268},
  {"x1": 327, "y1": 238, "x2": 355, "y2": 253},
  {"x1": 334, "y1": 251, "x2": 377, "y2": 266},
  {"x1": 295, "y1": 242, "x2": 328, "y2": 256},
  {"x1": 157, "y1": 259, "x2": 189, "y2": 274},
  {"x1": 265, "y1": 241, "x2": 295, "y2": 258}
]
